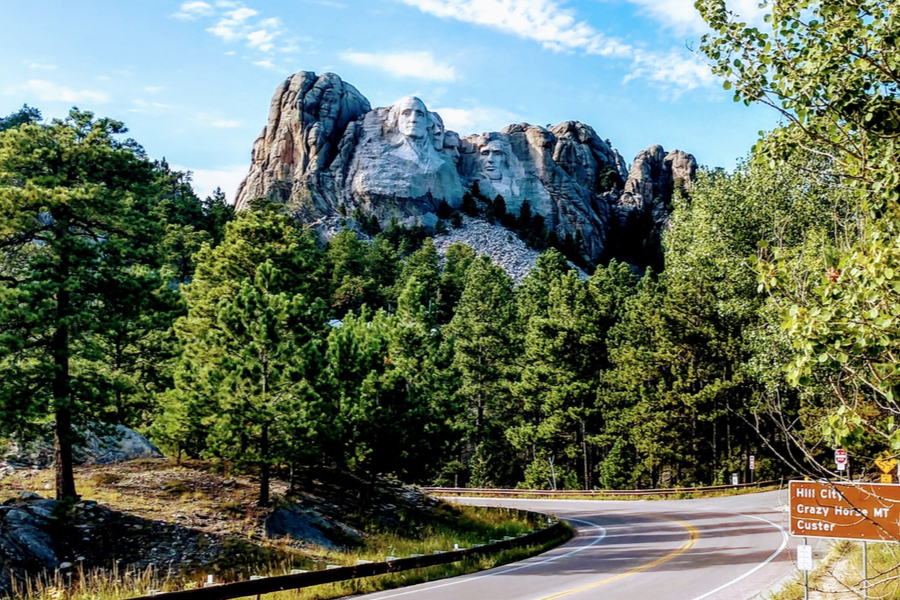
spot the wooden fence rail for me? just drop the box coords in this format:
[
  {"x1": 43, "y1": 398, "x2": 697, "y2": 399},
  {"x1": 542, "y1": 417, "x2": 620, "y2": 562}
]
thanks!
[{"x1": 128, "y1": 511, "x2": 564, "y2": 600}]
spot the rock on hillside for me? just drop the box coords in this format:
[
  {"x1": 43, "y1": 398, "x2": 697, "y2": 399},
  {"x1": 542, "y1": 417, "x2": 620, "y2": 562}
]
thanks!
[
  {"x1": 1, "y1": 425, "x2": 162, "y2": 474},
  {"x1": 432, "y1": 217, "x2": 586, "y2": 284},
  {"x1": 234, "y1": 70, "x2": 696, "y2": 268}
]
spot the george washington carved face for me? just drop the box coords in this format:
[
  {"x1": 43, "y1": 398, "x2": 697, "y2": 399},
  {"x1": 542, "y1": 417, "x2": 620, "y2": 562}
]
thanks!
[{"x1": 391, "y1": 96, "x2": 428, "y2": 140}]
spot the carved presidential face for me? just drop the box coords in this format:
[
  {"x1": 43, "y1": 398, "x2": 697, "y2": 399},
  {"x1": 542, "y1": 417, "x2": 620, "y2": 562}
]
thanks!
[
  {"x1": 395, "y1": 97, "x2": 428, "y2": 140},
  {"x1": 479, "y1": 140, "x2": 508, "y2": 181},
  {"x1": 430, "y1": 113, "x2": 445, "y2": 150}
]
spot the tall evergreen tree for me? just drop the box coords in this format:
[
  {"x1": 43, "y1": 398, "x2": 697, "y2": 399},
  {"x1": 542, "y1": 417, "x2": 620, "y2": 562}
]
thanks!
[
  {"x1": 446, "y1": 257, "x2": 521, "y2": 486},
  {"x1": 0, "y1": 110, "x2": 166, "y2": 500}
]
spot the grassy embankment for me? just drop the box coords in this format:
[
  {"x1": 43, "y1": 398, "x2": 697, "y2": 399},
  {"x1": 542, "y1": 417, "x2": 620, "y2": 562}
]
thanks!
[
  {"x1": 768, "y1": 540, "x2": 900, "y2": 600},
  {"x1": 2, "y1": 461, "x2": 572, "y2": 600},
  {"x1": 10, "y1": 525, "x2": 571, "y2": 600}
]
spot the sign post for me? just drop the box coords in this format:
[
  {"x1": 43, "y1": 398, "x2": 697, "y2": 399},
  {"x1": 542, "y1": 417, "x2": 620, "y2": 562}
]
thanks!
[
  {"x1": 862, "y1": 540, "x2": 868, "y2": 600},
  {"x1": 797, "y1": 540, "x2": 812, "y2": 600},
  {"x1": 875, "y1": 455, "x2": 897, "y2": 484},
  {"x1": 835, "y1": 449, "x2": 848, "y2": 477},
  {"x1": 749, "y1": 455, "x2": 755, "y2": 484},
  {"x1": 731, "y1": 473, "x2": 739, "y2": 486}
]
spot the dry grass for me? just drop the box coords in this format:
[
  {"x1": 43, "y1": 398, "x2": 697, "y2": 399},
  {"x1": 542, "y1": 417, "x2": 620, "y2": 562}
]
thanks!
[
  {"x1": 6, "y1": 524, "x2": 572, "y2": 600},
  {"x1": 1, "y1": 461, "x2": 565, "y2": 600},
  {"x1": 764, "y1": 540, "x2": 900, "y2": 600}
]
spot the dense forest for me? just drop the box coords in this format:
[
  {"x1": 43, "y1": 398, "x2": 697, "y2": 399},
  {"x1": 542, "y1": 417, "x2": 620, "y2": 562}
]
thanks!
[{"x1": 2, "y1": 0, "x2": 898, "y2": 508}]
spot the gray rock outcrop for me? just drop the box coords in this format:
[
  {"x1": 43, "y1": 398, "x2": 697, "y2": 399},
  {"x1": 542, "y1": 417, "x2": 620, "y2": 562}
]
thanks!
[
  {"x1": 234, "y1": 70, "x2": 696, "y2": 267},
  {"x1": 1, "y1": 425, "x2": 163, "y2": 473},
  {"x1": 432, "y1": 217, "x2": 586, "y2": 284}
]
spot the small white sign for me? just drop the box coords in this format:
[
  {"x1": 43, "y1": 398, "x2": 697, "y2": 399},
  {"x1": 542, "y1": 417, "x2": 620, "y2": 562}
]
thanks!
[
  {"x1": 749, "y1": 455, "x2": 756, "y2": 470},
  {"x1": 731, "y1": 473, "x2": 739, "y2": 485},
  {"x1": 797, "y1": 544, "x2": 813, "y2": 571},
  {"x1": 836, "y1": 448, "x2": 848, "y2": 471}
]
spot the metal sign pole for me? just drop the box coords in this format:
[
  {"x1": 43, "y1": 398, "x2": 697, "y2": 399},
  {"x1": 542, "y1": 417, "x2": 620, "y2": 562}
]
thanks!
[
  {"x1": 862, "y1": 541, "x2": 868, "y2": 600},
  {"x1": 803, "y1": 536, "x2": 809, "y2": 600}
]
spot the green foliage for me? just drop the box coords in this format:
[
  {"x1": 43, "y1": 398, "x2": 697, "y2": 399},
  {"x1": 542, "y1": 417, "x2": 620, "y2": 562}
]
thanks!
[
  {"x1": 0, "y1": 104, "x2": 42, "y2": 132},
  {"x1": 446, "y1": 257, "x2": 521, "y2": 486},
  {"x1": 699, "y1": 0, "x2": 900, "y2": 471},
  {"x1": 599, "y1": 438, "x2": 634, "y2": 490},
  {"x1": 0, "y1": 109, "x2": 170, "y2": 499}
]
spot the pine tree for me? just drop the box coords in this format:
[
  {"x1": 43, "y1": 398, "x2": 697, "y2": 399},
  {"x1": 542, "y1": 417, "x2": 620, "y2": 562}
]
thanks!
[
  {"x1": 393, "y1": 238, "x2": 440, "y2": 319},
  {"x1": 0, "y1": 105, "x2": 42, "y2": 132},
  {"x1": 202, "y1": 187, "x2": 236, "y2": 245},
  {"x1": 446, "y1": 257, "x2": 521, "y2": 486},
  {"x1": 436, "y1": 243, "x2": 476, "y2": 324},
  {"x1": 366, "y1": 234, "x2": 401, "y2": 309},
  {"x1": 0, "y1": 110, "x2": 166, "y2": 500},
  {"x1": 179, "y1": 261, "x2": 327, "y2": 506},
  {"x1": 511, "y1": 271, "x2": 604, "y2": 488},
  {"x1": 516, "y1": 248, "x2": 570, "y2": 327}
]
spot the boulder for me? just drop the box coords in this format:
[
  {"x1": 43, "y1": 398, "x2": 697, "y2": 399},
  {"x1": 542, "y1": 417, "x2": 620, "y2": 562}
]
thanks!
[
  {"x1": 1, "y1": 424, "x2": 163, "y2": 471},
  {"x1": 265, "y1": 503, "x2": 362, "y2": 550}
]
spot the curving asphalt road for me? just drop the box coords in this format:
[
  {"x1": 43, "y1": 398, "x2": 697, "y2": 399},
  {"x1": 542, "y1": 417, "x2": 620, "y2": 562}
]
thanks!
[{"x1": 358, "y1": 489, "x2": 799, "y2": 600}]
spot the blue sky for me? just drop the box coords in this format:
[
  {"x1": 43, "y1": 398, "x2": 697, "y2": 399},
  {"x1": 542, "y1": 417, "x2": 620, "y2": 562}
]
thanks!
[{"x1": 1, "y1": 0, "x2": 778, "y2": 201}]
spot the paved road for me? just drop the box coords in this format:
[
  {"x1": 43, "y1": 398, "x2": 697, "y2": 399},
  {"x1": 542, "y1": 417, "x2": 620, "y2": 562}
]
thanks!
[{"x1": 359, "y1": 490, "x2": 798, "y2": 600}]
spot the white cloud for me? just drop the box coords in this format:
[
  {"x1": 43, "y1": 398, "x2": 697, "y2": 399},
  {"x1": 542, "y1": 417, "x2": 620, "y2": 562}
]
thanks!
[
  {"x1": 210, "y1": 119, "x2": 241, "y2": 127},
  {"x1": 246, "y1": 28, "x2": 276, "y2": 51},
  {"x1": 171, "y1": 1, "x2": 215, "y2": 20},
  {"x1": 398, "y1": 0, "x2": 719, "y2": 92},
  {"x1": 397, "y1": 0, "x2": 631, "y2": 57},
  {"x1": 145, "y1": 86, "x2": 166, "y2": 93},
  {"x1": 207, "y1": 7, "x2": 259, "y2": 40},
  {"x1": 625, "y1": 49, "x2": 717, "y2": 95},
  {"x1": 172, "y1": 165, "x2": 248, "y2": 203},
  {"x1": 20, "y1": 80, "x2": 110, "y2": 104},
  {"x1": 433, "y1": 106, "x2": 521, "y2": 133},
  {"x1": 27, "y1": 62, "x2": 57, "y2": 70},
  {"x1": 341, "y1": 51, "x2": 458, "y2": 82},
  {"x1": 174, "y1": 2, "x2": 300, "y2": 65},
  {"x1": 624, "y1": 0, "x2": 766, "y2": 34}
]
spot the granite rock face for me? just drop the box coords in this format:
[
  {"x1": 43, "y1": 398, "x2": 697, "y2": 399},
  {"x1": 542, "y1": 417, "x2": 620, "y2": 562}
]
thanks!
[
  {"x1": 235, "y1": 71, "x2": 696, "y2": 267},
  {"x1": 1, "y1": 425, "x2": 163, "y2": 473}
]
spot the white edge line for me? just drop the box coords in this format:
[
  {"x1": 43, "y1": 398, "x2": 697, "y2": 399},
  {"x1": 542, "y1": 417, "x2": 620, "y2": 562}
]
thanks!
[
  {"x1": 365, "y1": 517, "x2": 608, "y2": 599},
  {"x1": 687, "y1": 513, "x2": 789, "y2": 600}
]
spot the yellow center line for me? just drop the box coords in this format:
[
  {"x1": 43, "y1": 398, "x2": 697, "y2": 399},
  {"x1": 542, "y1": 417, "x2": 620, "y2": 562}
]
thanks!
[{"x1": 535, "y1": 518, "x2": 701, "y2": 600}]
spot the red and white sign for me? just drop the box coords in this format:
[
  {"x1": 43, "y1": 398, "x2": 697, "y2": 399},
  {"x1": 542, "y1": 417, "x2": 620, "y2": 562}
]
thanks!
[
  {"x1": 835, "y1": 449, "x2": 848, "y2": 471},
  {"x1": 749, "y1": 455, "x2": 756, "y2": 471}
]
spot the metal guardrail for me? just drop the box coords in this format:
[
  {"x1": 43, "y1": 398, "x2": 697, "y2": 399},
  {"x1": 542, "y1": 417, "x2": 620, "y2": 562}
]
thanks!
[
  {"x1": 423, "y1": 480, "x2": 780, "y2": 497},
  {"x1": 128, "y1": 512, "x2": 565, "y2": 600}
]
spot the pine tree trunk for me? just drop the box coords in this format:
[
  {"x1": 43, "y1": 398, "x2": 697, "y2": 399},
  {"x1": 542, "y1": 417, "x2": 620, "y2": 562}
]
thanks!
[
  {"x1": 53, "y1": 218, "x2": 77, "y2": 501},
  {"x1": 258, "y1": 423, "x2": 270, "y2": 507}
]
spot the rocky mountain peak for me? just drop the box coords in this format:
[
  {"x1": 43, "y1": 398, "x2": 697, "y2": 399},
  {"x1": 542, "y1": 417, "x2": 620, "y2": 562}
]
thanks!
[{"x1": 234, "y1": 70, "x2": 696, "y2": 268}]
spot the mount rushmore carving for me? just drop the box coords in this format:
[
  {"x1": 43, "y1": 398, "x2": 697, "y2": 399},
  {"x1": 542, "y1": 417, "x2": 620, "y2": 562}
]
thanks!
[{"x1": 235, "y1": 71, "x2": 697, "y2": 266}]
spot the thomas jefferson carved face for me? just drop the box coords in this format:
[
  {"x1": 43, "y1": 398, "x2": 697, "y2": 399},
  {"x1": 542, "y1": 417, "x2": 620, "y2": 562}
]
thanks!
[
  {"x1": 394, "y1": 96, "x2": 428, "y2": 140},
  {"x1": 479, "y1": 140, "x2": 508, "y2": 181}
]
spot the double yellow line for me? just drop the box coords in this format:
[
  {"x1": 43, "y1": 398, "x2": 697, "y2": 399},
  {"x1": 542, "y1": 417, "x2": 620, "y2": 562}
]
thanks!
[{"x1": 536, "y1": 518, "x2": 700, "y2": 600}]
